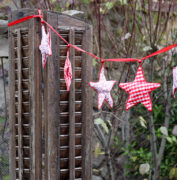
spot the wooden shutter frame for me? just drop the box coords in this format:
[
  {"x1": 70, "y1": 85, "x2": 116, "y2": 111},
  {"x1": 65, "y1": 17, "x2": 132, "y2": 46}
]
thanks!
[
  {"x1": 8, "y1": 9, "x2": 42, "y2": 180},
  {"x1": 44, "y1": 12, "x2": 93, "y2": 180}
]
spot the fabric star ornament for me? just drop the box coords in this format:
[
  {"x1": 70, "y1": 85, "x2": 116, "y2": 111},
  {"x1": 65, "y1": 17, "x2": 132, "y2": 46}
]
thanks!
[
  {"x1": 39, "y1": 25, "x2": 52, "y2": 68},
  {"x1": 89, "y1": 65, "x2": 116, "y2": 109},
  {"x1": 64, "y1": 46, "x2": 72, "y2": 91},
  {"x1": 173, "y1": 67, "x2": 177, "y2": 98},
  {"x1": 119, "y1": 65, "x2": 161, "y2": 111}
]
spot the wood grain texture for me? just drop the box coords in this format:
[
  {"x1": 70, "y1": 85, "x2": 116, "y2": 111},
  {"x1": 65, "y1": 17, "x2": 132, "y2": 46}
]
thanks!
[
  {"x1": 9, "y1": 9, "x2": 43, "y2": 180},
  {"x1": 8, "y1": 11, "x2": 17, "y2": 180},
  {"x1": 69, "y1": 28, "x2": 76, "y2": 180},
  {"x1": 31, "y1": 9, "x2": 42, "y2": 180},
  {"x1": 81, "y1": 24, "x2": 93, "y2": 180},
  {"x1": 17, "y1": 29, "x2": 23, "y2": 180},
  {"x1": 44, "y1": 11, "x2": 60, "y2": 180}
]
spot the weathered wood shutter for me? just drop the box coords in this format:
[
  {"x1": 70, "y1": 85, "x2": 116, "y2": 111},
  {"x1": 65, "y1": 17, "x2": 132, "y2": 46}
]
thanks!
[
  {"x1": 44, "y1": 12, "x2": 93, "y2": 180},
  {"x1": 8, "y1": 9, "x2": 42, "y2": 180}
]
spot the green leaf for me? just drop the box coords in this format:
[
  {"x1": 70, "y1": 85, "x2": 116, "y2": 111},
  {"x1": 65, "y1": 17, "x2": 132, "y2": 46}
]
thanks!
[
  {"x1": 105, "y1": 2, "x2": 115, "y2": 10},
  {"x1": 119, "y1": 0, "x2": 127, "y2": 5},
  {"x1": 94, "y1": 118, "x2": 109, "y2": 134},
  {"x1": 160, "y1": 126, "x2": 168, "y2": 136},
  {"x1": 166, "y1": 136, "x2": 173, "y2": 144},
  {"x1": 94, "y1": 118, "x2": 104, "y2": 125},
  {"x1": 107, "y1": 119, "x2": 112, "y2": 127},
  {"x1": 92, "y1": 58, "x2": 97, "y2": 66},
  {"x1": 102, "y1": 122, "x2": 109, "y2": 134},
  {"x1": 94, "y1": 143, "x2": 104, "y2": 158},
  {"x1": 131, "y1": 156, "x2": 137, "y2": 162},
  {"x1": 169, "y1": 167, "x2": 177, "y2": 179},
  {"x1": 139, "y1": 116, "x2": 147, "y2": 129},
  {"x1": 81, "y1": 0, "x2": 88, "y2": 4}
]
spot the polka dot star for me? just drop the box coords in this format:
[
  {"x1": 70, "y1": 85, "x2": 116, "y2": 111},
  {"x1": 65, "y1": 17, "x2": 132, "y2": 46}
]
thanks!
[
  {"x1": 89, "y1": 65, "x2": 116, "y2": 109},
  {"x1": 119, "y1": 65, "x2": 161, "y2": 111}
]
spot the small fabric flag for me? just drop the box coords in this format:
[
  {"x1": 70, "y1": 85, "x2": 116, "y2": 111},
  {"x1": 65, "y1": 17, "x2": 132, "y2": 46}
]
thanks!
[
  {"x1": 64, "y1": 45, "x2": 72, "y2": 91},
  {"x1": 89, "y1": 65, "x2": 116, "y2": 109},
  {"x1": 39, "y1": 24, "x2": 52, "y2": 68},
  {"x1": 173, "y1": 67, "x2": 177, "y2": 98},
  {"x1": 119, "y1": 65, "x2": 161, "y2": 111}
]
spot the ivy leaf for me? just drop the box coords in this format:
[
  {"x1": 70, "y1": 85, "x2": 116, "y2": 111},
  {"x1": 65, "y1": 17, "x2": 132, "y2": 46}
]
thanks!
[
  {"x1": 139, "y1": 163, "x2": 150, "y2": 175},
  {"x1": 160, "y1": 126, "x2": 168, "y2": 136},
  {"x1": 139, "y1": 116, "x2": 147, "y2": 129}
]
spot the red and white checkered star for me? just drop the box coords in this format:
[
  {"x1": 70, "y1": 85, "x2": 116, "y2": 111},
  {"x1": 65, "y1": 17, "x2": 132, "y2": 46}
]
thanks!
[
  {"x1": 119, "y1": 65, "x2": 161, "y2": 111},
  {"x1": 39, "y1": 25, "x2": 52, "y2": 68},
  {"x1": 89, "y1": 65, "x2": 116, "y2": 109},
  {"x1": 173, "y1": 66, "x2": 177, "y2": 98}
]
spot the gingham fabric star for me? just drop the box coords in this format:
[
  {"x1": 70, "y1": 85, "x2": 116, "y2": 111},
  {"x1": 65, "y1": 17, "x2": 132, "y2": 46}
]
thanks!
[
  {"x1": 64, "y1": 47, "x2": 72, "y2": 91},
  {"x1": 89, "y1": 65, "x2": 116, "y2": 109},
  {"x1": 173, "y1": 67, "x2": 177, "y2": 98},
  {"x1": 39, "y1": 25, "x2": 52, "y2": 68},
  {"x1": 119, "y1": 65, "x2": 161, "y2": 111}
]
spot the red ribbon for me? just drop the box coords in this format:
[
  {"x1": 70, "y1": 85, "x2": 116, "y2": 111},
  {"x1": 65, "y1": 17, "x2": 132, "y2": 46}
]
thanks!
[
  {"x1": 8, "y1": 15, "x2": 43, "y2": 26},
  {"x1": 8, "y1": 11, "x2": 177, "y2": 63}
]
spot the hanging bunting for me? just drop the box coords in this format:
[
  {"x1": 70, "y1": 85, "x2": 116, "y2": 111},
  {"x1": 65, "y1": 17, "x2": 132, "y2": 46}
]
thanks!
[
  {"x1": 39, "y1": 24, "x2": 52, "y2": 68},
  {"x1": 64, "y1": 45, "x2": 72, "y2": 92},
  {"x1": 173, "y1": 67, "x2": 177, "y2": 98},
  {"x1": 8, "y1": 11, "x2": 177, "y2": 111},
  {"x1": 119, "y1": 65, "x2": 161, "y2": 111},
  {"x1": 89, "y1": 65, "x2": 116, "y2": 109}
]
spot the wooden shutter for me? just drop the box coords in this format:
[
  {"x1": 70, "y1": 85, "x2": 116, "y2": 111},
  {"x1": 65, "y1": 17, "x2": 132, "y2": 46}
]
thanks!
[
  {"x1": 44, "y1": 12, "x2": 93, "y2": 180},
  {"x1": 8, "y1": 9, "x2": 42, "y2": 180}
]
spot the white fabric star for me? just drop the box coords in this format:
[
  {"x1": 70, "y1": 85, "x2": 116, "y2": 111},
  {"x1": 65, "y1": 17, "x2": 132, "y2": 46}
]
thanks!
[
  {"x1": 173, "y1": 67, "x2": 177, "y2": 98},
  {"x1": 89, "y1": 65, "x2": 116, "y2": 109},
  {"x1": 39, "y1": 25, "x2": 52, "y2": 68}
]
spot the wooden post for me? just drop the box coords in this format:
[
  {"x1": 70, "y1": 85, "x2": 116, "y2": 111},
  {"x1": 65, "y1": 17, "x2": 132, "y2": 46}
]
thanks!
[
  {"x1": 8, "y1": 9, "x2": 42, "y2": 180},
  {"x1": 44, "y1": 12, "x2": 93, "y2": 180}
]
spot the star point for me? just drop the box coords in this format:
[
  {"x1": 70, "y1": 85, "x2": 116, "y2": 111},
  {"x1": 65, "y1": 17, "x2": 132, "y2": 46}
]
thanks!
[{"x1": 89, "y1": 66, "x2": 116, "y2": 109}]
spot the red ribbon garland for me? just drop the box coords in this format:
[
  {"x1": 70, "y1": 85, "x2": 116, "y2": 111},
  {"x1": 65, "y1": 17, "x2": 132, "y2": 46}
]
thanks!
[{"x1": 8, "y1": 11, "x2": 177, "y2": 63}]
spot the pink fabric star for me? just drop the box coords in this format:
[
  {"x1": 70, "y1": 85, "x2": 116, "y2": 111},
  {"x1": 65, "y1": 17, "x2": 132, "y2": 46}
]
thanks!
[
  {"x1": 173, "y1": 67, "x2": 177, "y2": 98},
  {"x1": 119, "y1": 65, "x2": 161, "y2": 111},
  {"x1": 64, "y1": 46, "x2": 72, "y2": 91},
  {"x1": 39, "y1": 25, "x2": 52, "y2": 68},
  {"x1": 89, "y1": 65, "x2": 116, "y2": 109}
]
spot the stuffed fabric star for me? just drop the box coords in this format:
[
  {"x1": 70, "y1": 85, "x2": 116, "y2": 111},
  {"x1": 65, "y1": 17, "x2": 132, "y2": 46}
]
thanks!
[
  {"x1": 173, "y1": 67, "x2": 177, "y2": 98},
  {"x1": 89, "y1": 65, "x2": 116, "y2": 109},
  {"x1": 64, "y1": 48, "x2": 72, "y2": 91},
  {"x1": 39, "y1": 25, "x2": 52, "y2": 68},
  {"x1": 119, "y1": 65, "x2": 161, "y2": 111}
]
